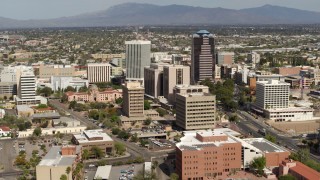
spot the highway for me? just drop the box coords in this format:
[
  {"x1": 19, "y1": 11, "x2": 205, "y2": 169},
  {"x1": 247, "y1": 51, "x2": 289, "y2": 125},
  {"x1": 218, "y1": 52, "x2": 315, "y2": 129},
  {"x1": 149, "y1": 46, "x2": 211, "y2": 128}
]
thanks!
[{"x1": 235, "y1": 110, "x2": 320, "y2": 163}]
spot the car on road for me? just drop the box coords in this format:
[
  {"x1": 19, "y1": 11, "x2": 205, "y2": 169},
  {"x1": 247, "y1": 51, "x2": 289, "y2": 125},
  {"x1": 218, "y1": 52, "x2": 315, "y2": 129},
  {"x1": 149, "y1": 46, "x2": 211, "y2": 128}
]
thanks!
[{"x1": 88, "y1": 164, "x2": 95, "y2": 167}]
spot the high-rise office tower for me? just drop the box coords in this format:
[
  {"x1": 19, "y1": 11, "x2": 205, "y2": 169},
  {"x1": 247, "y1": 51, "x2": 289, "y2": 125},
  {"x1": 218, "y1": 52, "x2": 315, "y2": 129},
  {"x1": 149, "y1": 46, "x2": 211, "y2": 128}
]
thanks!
[
  {"x1": 163, "y1": 65, "x2": 190, "y2": 103},
  {"x1": 255, "y1": 80, "x2": 290, "y2": 109},
  {"x1": 125, "y1": 40, "x2": 151, "y2": 80},
  {"x1": 19, "y1": 71, "x2": 36, "y2": 100},
  {"x1": 191, "y1": 30, "x2": 215, "y2": 84},
  {"x1": 122, "y1": 82, "x2": 144, "y2": 117},
  {"x1": 87, "y1": 63, "x2": 111, "y2": 83},
  {"x1": 144, "y1": 63, "x2": 165, "y2": 98}
]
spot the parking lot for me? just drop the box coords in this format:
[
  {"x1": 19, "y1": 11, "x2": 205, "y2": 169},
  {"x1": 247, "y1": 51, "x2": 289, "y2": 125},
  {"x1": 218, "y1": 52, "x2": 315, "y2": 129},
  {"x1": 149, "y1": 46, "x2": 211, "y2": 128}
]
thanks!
[
  {"x1": 84, "y1": 164, "x2": 143, "y2": 180},
  {"x1": 0, "y1": 139, "x2": 17, "y2": 172}
]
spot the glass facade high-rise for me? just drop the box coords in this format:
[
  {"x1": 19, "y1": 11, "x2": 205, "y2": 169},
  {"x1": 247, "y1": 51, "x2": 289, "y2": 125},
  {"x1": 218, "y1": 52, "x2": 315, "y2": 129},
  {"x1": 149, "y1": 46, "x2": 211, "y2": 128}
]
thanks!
[{"x1": 191, "y1": 30, "x2": 215, "y2": 84}]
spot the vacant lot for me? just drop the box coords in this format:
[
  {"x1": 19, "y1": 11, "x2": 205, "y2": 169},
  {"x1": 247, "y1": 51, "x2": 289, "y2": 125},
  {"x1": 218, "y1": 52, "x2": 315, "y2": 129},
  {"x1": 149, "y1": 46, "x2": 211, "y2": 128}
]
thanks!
[{"x1": 268, "y1": 120, "x2": 320, "y2": 135}]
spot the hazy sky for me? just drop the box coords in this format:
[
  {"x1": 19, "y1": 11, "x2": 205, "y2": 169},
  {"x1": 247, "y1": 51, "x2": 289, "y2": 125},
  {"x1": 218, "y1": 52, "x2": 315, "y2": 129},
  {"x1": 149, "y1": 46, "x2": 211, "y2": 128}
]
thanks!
[{"x1": 2, "y1": 0, "x2": 320, "y2": 20}]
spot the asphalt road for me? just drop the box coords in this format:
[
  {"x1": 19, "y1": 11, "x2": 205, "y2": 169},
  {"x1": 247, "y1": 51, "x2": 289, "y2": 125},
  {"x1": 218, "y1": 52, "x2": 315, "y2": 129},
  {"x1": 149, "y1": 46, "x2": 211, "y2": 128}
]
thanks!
[{"x1": 235, "y1": 110, "x2": 320, "y2": 163}]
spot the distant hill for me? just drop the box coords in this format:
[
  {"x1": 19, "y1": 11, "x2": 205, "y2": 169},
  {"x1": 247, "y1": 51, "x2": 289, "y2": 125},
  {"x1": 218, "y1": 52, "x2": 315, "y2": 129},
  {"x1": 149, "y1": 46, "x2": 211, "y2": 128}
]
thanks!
[{"x1": 1, "y1": 3, "x2": 320, "y2": 28}]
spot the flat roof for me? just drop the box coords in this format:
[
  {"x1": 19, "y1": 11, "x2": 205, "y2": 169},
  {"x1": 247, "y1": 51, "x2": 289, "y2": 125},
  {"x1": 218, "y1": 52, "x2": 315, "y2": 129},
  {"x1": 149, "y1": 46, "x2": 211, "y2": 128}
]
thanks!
[
  {"x1": 94, "y1": 165, "x2": 112, "y2": 180},
  {"x1": 38, "y1": 146, "x2": 76, "y2": 167},
  {"x1": 242, "y1": 138, "x2": 287, "y2": 153},
  {"x1": 32, "y1": 112, "x2": 61, "y2": 119},
  {"x1": 267, "y1": 107, "x2": 314, "y2": 113},
  {"x1": 16, "y1": 105, "x2": 33, "y2": 112},
  {"x1": 176, "y1": 129, "x2": 239, "y2": 151},
  {"x1": 74, "y1": 129, "x2": 113, "y2": 144}
]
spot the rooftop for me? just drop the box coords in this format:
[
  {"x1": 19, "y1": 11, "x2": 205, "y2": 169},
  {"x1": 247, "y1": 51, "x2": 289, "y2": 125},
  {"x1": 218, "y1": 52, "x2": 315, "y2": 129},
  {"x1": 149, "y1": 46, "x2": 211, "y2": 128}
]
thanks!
[
  {"x1": 242, "y1": 138, "x2": 287, "y2": 153},
  {"x1": 257, "y1": 80, "x2": 289, "y2": 86},
  {"x1": 94, "y1": 165, "x2": 112, "y2": 180},
  {"x1": 125, "y1": 40, "x2": 151, "y2": 45},
  {"x1": 73, "y1": 129, "x2": 113, "y2": 144},
  {"x1": 38, "y1": 146, "x2": 77, "y2": 167},
  {"x1": 267, "y1": 107, "x2": 314, "y2": 113},
  {"x1": 176, "y1": 129, "x2": 239, "y2": 151}
]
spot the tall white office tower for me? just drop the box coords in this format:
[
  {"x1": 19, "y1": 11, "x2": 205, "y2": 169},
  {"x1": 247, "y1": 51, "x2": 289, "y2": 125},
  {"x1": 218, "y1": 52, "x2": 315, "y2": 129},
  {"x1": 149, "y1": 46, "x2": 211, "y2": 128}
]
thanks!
[
  {"x1": 125, "y1": 40, "x2": 151, "y2": 80},
  {"x1": 19, "y1": 71, "x2": 36, "y2": 100},
  {"x1": 87, "y1": 63, "x2": 111, "y2": 83}
]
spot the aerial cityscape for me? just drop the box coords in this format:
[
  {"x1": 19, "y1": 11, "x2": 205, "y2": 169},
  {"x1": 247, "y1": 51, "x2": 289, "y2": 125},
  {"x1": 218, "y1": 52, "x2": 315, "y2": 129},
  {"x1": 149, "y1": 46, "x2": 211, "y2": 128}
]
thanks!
[{"x1": 1, "y1": 1, "x2": 320, "y2": 180}]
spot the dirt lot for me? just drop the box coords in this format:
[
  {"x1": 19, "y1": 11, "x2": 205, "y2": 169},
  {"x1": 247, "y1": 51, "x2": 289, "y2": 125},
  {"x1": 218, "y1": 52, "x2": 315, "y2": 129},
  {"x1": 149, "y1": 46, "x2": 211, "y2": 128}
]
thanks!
[{"x1": 268, "y1": 120, "x2": 320, "y2": 135}]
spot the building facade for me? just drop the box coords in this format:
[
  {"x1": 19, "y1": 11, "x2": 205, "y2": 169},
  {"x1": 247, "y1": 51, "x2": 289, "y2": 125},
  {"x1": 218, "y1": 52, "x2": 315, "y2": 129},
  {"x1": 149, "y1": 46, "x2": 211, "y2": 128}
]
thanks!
[
  {"x1": 247, "y1": 52, "x2": 260, "y2": 64},
  {"x1": 51, "y1": 76, "x2": 88, "y2": 91},
  {"x1": 255, "y1": 80, "x2": 290, "y2": 109},
  {"x1": 163, "y1": 65, "x2": 190, "y2": 103},
  {"x1": 125, "y1": 40, "x2": 151, "y2": 80},
  {"x1": 18, "y1": 71, "x2": 36, "y2": 100},
  {"x1": 39, "y1": 64, "x2": 75, "y2": 78},
  {"x1": 122, "y1": 82, "x2": 144, "y2": 117},
  {"x1": 191, "y1": 30, "x2": 215, "y2": 84},
  {"x1": 216, "y1": 51, "x2": 234, "y2": 65},
  {"x1": 144, "y1": 63, "x2": 165, "y2": 98},
  {"x1": 87, "y1": 63, "x2": 111, "y2": 83},
  {"x1": 176, "y1": 93, "x2": 216, "y2": 130}
]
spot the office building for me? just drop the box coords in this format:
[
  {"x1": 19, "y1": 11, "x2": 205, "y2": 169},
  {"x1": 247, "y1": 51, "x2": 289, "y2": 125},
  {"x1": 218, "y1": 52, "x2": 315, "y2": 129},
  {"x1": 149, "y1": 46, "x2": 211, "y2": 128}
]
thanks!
[
  {"x1": 87, "y1": 63, "x2": 111, "y2": 83},
  {"x1": 176, "y1": 130, "x2": 242, "y2": 179},
  {"x1": 125, "y1": 40, "x2": 151, "y2": 80},
  {"x1": 36, "y1": 146, "x2": 81, "y2": 180},
  {"x1": 122, "y1": 82, "x2": 144, "y2": 117},
  {"x1": 216, "y1": 51, "x2": 234, "y2": 65},
  {"x1": 18, "y1": 71, "x2": 36, "y2": 100},
  {"x1": 39, "y1": 64, "x2": 75, "y2": 78},
  {"x1": 144, "y1": 63, "x2": 165, "y2": 98},
  {"x1": 176, "y1": 129, "x2": 290, "y2": 180},
  {"x1": 173, "y1": 84, "x2": 209, "y2": 103},
  {"x1": 255, "y1": 80, "x2": 290, "y2": 110},
  {"x1": 72, "y1": 129, "x2": 113, "y2": 157},
  {"x1": 247, "y1": 52, "x2": 260, "y2": 64},
  {"x1": 163, "y1": 65, "x2": 190, "y2": 103},
  {"x1": 279, "y1": 160, "x2": 320, "y2": 180},
  {"x1": 176, "y1": 92, "x2": 216, "y2": 130},
  {"x1": 191, "y1": 30, "x2": 215, "y2": 84},
  {"x1": 172, "y1": 54, "x2": 183, "y2": 65},
  {"x1": 0, "y1": 82, "x2": 17, "y2": 98}
]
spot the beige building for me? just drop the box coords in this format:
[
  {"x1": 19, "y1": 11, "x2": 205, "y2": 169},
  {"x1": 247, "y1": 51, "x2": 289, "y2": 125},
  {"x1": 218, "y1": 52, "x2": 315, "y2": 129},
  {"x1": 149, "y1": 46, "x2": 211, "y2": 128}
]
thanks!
[
  {"x1": 36, "y1": 146, "x2": 81, "y2": 180},
  {"x1": 163, "y1": 65, "x2": 190, "y2": 103},
  {"x1": 87, "y1": 63, "x2": 111, "y2": 83},
  {"x1": 144, "y1": 63, "x2": 166, "y2": 98},
  {"x1": 39, "y1": 64, "x2": 75, "y2": 78},
  {"x1": 173, "y1": 84, "x2": 209, "y2": 104},
  {"x1": 176, "y1": 92, "x2": 216, "y2": 130},
  {"x1": 122, "y1": 82, "x2": 144, "y2": 117},
  {"x1": 72, "y1": 130, "x2": 113, "y2": 157},
  {"x1": 91, "y1": 53, "x2": 125, "y2": 61}
]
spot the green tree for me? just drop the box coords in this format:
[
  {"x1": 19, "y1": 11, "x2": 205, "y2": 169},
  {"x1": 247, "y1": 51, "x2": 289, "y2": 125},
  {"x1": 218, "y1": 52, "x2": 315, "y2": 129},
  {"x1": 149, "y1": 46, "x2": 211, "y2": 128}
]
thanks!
[
  {"x1": 112, "y1": 128, "x2": 121, "y2": 135},
  {"x1": 115, "y1": 97, "x2": 123, "y2": 104},
  {"x1": 144, "y1": 100, "x2": 151, "y2": 110},
  {"x1": 170, "y1": 173, "x2": 179, "y2": 180},
  {"x1": 33, "y1": 127, "x2": 42, "y2": 137},
  {"x1": 130, "y1": 133, "x2": 139, "y2": 143},
  {"x1": 37, "y1": 104, "x2": 48, "y2": 109},
  {"x1": 229, "y1": 114, "x2": 238, "y2": 122},
  {"x1": 114, "y1": 142, "x2": 126, "y2": 155},
  {"x1": 278, "y1": 174, "x2": 297, "y2": 180},
  {"x1": 82, "y1": 149, "x2": 90, "y2": 160},
  {"x1": 290, "y1": 148, "x2": 310, "y2": 163},
  {"x1": 91, "y1": 146, "x2": 103, "y2": 159},
  {"x1": 69, "y1": 101, "x2": 77, "y2": 109},
  {"x1": 78, "y1": 86, "x2": 88, "y2": 92},
  {"x1": 156, "y1": 108, "x2": 167, "y2": 117},
  {"x1": 144, "y1": 118, "x2": 152, "y2": 126},
  {"x1": 265, "y1": 134, "x2": 276, "y2": 143},
  {"x1": 40, "y1": 87, "x2": 53, "y2": 97},
  {"x1": 65, "y1": 166, "x2": 71, "y2": 180},
  {"x1": 64, "y1": 86, "x2": 76, "y2": 92},
  {"x1": 117, "y1": 130, "x2": 130, "y2": 140},
  {"x1": 60, "y1": 174, "x2": 67, "y2": 180},
  {"x1": 250, "y1": 156, "x2": 266, "y2": 176}
]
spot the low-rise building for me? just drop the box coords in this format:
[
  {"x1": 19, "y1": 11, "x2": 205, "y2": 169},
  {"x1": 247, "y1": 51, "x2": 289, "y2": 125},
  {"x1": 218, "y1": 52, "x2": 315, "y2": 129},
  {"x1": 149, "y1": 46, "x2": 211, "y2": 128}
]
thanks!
[
  {"x1": 65, "y1": 85, "x2": 122, "y2": 103},
  {"x1": 72, "y1": 129, "x2": 113, "y2": 157},
  {"x1": 94, "y1": 165, "x2": 112, "y2": 180},
  {"x1": 18, "y1": 126, "x2": 86, "y2": 138},
  {"x1": 0, "y1": 126, "x2": 11, "y2": 137},
  {"x1": 279, "y1": 159, "x2": 320, "y2": 180},
  {"x1": 36, "y1": 145, "x2": 81, "y2": 180}
]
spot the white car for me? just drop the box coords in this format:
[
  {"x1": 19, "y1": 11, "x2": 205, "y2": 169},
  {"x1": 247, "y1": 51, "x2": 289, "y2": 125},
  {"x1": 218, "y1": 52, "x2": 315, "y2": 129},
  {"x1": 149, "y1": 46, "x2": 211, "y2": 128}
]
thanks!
[{"x1": 89, "y1": 164, "x2": 95, "y2": 167}]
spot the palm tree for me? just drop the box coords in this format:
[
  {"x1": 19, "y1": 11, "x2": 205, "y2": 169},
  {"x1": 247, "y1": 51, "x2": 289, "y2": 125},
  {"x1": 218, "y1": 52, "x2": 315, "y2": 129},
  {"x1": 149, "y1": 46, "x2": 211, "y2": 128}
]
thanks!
[
  {"x1": 65, "y1": 166, "x2": 71, "y2": 180},
  {"x1": 82, "y1": 149, "x2": 90, "y2": 160}
]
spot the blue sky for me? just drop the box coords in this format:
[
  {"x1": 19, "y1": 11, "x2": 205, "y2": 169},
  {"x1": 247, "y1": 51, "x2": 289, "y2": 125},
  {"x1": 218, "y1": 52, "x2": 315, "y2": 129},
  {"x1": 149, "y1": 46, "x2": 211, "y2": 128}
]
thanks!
[{"x1": 2, "y1": 0, "x2": 320, "y2": 20}]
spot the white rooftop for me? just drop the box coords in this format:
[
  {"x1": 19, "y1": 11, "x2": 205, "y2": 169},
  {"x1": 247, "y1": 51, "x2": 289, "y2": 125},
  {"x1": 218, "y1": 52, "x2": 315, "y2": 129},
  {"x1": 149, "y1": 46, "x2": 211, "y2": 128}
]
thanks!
[
  {"x1": 74, "y1": 129, "x2": 113, "y2": 144},
  {"x1": 38, "y1": 146, "x2": 77, "y2": 167},
  {"x1": 125, "y1": 40, "x2": 151, "y2": 45},
  {"x1": 242, "y1": 138, "x2": 287, "y2": 153},
  {"x1": 94, "y1": 165, "x2": 112, "y2": 180}
]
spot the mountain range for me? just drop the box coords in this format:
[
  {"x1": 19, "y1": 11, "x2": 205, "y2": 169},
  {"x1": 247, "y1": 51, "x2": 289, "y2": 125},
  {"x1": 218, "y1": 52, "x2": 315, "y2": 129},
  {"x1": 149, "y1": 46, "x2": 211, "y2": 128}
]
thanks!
[{"x1": 1, "y1": 3, "x2": 320, "y2": 29}]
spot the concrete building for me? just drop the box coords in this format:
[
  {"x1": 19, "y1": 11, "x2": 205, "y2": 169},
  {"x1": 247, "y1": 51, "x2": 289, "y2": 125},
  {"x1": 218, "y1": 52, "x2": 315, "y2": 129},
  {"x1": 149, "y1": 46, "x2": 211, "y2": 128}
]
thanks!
[
  {"x1": 51, "y1": 76, "x2": 88, "y2": 91},
  {"x1": 72, "y1": 129, "x2": 113, "y2": 157},
  {"x1": 39, "y1": 64, "x2": 75, "y2": 78},
  {"x1": 122, "y1": 82, "x2": 144, "y2": 117},
  {"x1": 176, "y1": 92, "x2": 216, "y2": 130},
  {"x1": 0, "y1": 82, "x2": 17, "y2": 98},
  {"x1": 255, "y1": 80, "x2": 290, "y2": 110},
  {"x1": 18, "y1": 126, "x2": 86, "y2": 138},
  {"x1": 176, "y1": 129, "x2": 242, "y2": 180},
  {"x1": 173, "y1": 84, "x2": 209, "y2": 104},
  {"x1": 0, "y1": 66, "x2": 17, "y2": 83},
  {"x1": 125, "y1": 40, "x2": 151, "y2": 80},
  {"x1": 247, "y1": 52, "x2": 260, "y2": 64},
  {"x1": 144, "y1": 63, "x2": 165, "y2": 98},
  {"x1": 87, "y1": 63, "x2": 111, "y2": 83},
  {"x1": 275, "y1": 66, "x2": 302, "y2": 76},
  {"x1": 279, "y1": 160, "x2": 320, "y2": 180},
  {"x1": 265, "y1": 107, "x2": 315, "y2": 122},
  {"x1": 191, "y1": 30, "x2": 215, "y2": 84},
  {"x1": 172, "y1": 54, "x2": 183, "y2": 65},
  {"x1": 163, "y1": 65, "x2": 190, "y2": 103},
  {"x1": 94, "y1": 165, "x2": 112, "y2": 180},
  {"x1": 216, "y1": 51, "x2": 234, "y2": 65},
  {"x1": 0, "y1": 126, "x2": 10, "y2": 137},
  {"x1": 36, "y1": 146, "x2": 81, "y2": 180}
]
